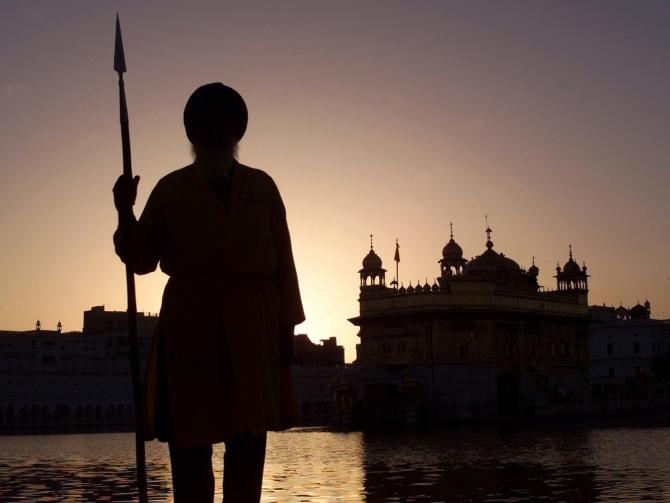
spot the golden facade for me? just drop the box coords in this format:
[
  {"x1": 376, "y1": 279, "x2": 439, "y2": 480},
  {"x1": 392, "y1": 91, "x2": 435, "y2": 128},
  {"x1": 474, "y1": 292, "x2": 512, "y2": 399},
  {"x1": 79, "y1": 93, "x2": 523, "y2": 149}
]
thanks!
[{"x1": 348, "y1": 226, "x2": 591, "y2": 424}]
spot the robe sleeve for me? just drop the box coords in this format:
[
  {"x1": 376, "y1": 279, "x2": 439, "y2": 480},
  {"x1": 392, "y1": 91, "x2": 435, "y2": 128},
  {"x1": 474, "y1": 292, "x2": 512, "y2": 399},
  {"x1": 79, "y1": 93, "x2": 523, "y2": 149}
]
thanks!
[
  {"x1": 269, "y1": 178, "x2": 306, "y2": 326},
  {"x1": 113, "y1": 180, "x2": 165, "y2": 275}
]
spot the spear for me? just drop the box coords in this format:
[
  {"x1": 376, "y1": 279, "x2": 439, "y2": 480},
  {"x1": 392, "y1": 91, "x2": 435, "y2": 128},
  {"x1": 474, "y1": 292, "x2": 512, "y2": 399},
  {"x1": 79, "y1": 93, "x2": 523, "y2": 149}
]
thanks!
[{"x1": 114, "y1": 14, "x2": 149, "y2": 503}]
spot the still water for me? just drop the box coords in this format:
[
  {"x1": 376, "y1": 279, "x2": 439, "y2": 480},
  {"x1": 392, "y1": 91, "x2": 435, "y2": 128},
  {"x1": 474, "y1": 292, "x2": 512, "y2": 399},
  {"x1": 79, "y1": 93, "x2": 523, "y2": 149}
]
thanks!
[{"x1": 1, "y1": 425, "x2": 669, "y2": 502}]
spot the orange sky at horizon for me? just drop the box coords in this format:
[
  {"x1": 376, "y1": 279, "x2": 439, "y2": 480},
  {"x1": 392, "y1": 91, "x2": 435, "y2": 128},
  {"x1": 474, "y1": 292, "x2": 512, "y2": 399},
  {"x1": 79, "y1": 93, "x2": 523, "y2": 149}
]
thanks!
[{"x1": 1, "y1": 2, "x2": 669, "y2": 362}]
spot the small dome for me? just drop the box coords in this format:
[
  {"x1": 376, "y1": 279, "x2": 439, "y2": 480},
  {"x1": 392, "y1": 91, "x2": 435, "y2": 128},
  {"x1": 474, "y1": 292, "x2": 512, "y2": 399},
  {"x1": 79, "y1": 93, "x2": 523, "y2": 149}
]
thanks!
[
  {"x1": 442, "y1": 224, "x2": 465, "y2": 262},
  {"x1": 562, "y1": 245, "x2": 582, "y2": 275},
  {"x1": 629, "y1": 303, "x2": 648, "y2": 320},
  {"x1": 398, "y1": 285, "x2": 406, "y2": 294},
  {"x1": 362, "y1": 249, "x2": 382, "y2": 270},
  {"x1": 615, "y1": 305, "x2": 629, "y2": 318},
  {"x1": 528, "y1": 257, "x2": 539, "y2": 277},
  {"x1": 442, "y1": 238, "x2": 463, "y2": 260},
  {"x1": 431, "y1": 281, "x2": 440, "y2": 292},
  {"x1": 407, "y1": 282, "x2": 415, "y2": 294},
  {"x1": 563, "y1": 258, "x2": 581, "y2": 275}
]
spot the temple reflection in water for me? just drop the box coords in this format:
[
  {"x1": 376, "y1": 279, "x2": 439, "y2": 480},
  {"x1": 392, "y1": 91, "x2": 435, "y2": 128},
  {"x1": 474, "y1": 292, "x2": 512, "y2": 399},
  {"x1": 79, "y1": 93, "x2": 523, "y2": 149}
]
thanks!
[{"x1": 343, "y1": 223, "x2": 591, "y2": 428}]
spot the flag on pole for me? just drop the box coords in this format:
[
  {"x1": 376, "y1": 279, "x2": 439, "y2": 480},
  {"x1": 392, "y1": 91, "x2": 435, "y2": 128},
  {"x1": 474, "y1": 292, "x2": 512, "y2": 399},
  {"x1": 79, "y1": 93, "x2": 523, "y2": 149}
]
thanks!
[{"x1": 394, "y1": 238, "x2": 400, "y2": 262}]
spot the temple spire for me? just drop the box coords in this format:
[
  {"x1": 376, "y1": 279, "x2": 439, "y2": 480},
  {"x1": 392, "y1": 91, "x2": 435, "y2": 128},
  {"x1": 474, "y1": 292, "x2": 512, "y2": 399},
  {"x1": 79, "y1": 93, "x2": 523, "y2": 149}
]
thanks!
[{"x1": 485, "y1": 215, "x2": 493, "y2": 249}]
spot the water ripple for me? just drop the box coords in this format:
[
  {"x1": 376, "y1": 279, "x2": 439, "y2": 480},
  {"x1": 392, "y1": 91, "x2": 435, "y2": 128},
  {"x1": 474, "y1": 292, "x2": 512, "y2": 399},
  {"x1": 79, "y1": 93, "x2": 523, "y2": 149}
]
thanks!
[{"x1": 1, "y1": 425, "x2": 670, "y2": 501}]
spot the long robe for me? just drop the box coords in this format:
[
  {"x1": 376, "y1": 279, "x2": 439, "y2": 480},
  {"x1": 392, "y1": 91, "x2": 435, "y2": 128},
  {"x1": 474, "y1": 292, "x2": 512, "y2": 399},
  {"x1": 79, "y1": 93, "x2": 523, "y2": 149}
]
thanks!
[{"x1": 114, "y1": 160, "x2": 305, "y2": 447}]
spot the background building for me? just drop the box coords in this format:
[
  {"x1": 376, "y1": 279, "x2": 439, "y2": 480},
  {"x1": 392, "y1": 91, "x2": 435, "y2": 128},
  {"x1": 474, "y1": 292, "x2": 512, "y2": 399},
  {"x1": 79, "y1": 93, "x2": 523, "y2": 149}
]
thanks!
[
  {"x1": 291, "y1": 334, "x2": 345, "y2": 426},
  {"x1": 0, "y1": 306, "x2": 347, "y2": 433},
  {"x1": 0, "y1": 306, "x2": 156, "y2": 433},
  {"x1": 589, "y1": 301, "x2": 670, "y2": 401}
]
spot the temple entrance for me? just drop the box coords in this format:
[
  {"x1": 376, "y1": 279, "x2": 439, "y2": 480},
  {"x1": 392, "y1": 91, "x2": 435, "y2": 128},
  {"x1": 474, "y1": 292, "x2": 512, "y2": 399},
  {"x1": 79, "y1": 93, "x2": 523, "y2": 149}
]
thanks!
[
  {"x1": 497, "y1": 372, "x2": 521, "y2": 415},
  {"x1": 361, "y1": 382, "x2": 403, "y2": 430}
]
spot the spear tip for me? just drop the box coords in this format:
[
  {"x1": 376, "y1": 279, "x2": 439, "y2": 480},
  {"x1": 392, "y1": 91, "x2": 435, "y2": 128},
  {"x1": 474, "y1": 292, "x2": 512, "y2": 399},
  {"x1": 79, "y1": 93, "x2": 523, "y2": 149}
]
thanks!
[{"x1": 114, "y1": 13, "x2": 127, "y2": 74}]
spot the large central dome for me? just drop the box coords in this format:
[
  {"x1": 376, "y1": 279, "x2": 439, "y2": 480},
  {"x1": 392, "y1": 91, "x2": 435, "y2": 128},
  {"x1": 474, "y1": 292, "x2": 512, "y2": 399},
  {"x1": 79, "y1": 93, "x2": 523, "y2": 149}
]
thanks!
[
  {"x1": 463, "y1": 247, "x2": 522, "y2": 276},
  {"x1": 463, "y1": 225, "x2": 522, "y2": 278}
]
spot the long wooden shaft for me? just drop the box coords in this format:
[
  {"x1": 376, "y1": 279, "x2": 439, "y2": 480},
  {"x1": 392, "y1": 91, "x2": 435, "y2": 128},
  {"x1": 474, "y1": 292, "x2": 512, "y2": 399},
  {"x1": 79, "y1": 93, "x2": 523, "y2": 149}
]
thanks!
[
  {"x1": 118, "y1": 74, "x2": 149, "y2": 503},
  {"x1": 119, "y1": 78, "x2": 132, "y2": 176}
]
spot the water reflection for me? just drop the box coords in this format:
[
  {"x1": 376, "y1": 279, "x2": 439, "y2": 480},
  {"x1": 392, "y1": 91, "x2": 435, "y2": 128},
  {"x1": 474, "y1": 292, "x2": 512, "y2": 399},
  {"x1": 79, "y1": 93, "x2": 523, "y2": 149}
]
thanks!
[
  {"x1": 263, "y1": 428, "x2": 364, "y2": 502},
  {"x1": 361, "y1": 428, "x2": 600, "y2": 502},
  {"x1": 0, "y1": 425, "x2": 669, "y2": 501},
  {"x1": 588, "y1": 428, "x2": 670, "y2": 502},
  {"x1": 0, "y1": 433, "x2": 173, "y2": 502}
]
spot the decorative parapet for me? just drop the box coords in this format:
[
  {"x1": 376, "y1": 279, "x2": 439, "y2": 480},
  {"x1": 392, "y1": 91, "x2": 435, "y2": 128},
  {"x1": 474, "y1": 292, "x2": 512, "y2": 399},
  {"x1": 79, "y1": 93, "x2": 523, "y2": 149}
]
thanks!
[{"x1": 354, "y1": 288, "x2": 589, "y2": 322}]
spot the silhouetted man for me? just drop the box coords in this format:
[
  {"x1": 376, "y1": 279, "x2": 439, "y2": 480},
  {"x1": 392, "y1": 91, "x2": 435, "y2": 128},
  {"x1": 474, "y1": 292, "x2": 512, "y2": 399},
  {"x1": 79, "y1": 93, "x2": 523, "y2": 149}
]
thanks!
[{"x1": 113, "y1": 83, "x2": 304, "y2": 502}]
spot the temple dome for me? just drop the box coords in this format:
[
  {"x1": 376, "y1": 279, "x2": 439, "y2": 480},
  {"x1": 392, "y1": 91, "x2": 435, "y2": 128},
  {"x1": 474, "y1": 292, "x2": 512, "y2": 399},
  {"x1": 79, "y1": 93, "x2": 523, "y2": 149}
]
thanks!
[
  {"x1": 463, "y1": 248, "x2": 521, "y2": 276},
  {"x1": 562, "y1": 246, "x2": 582, "y2": 275},
  {"x1": 615, "y1": 305, "x2": 629, "y2": 319},
  {"x1": 462, "y1": 223, "x2": 522, "y2": 278},
  {"x1": 527, "y1": 256, "x2": 539, "y2": 278},
  {"x1": 442, "y1": 238, "x2": 463, "y2": 260},
  {"x1": 442, "y1": 224, "x2": 464, "y2": 260},
  {"x1": 358, "y1": 235, "x2": 387, "y2": 290},
  {"x1": 629, "y1": 303, "x2": 648, "y2": 320},
  {"x1": 362, "y1": 249, "x2": 382, "y2": 270},
  {"x1": 563, "y1": 258, "x2": 581, "y2": 275}
]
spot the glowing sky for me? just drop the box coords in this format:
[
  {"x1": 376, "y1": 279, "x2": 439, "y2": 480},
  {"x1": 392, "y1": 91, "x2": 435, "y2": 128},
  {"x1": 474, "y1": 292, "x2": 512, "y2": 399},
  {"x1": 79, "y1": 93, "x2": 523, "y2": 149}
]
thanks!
[{"x1": 1, "y1": 1, "x2": 669, "y2": 361}]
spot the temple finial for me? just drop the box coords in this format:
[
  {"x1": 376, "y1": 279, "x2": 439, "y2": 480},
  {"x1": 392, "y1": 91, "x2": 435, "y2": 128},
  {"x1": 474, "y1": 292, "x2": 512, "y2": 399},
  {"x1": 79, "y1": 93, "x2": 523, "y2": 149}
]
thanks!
[
  {"x1": 569, "y1": 244, "x2": 573, "y2": 259},
  {"x1": 370, "y1": 233, "x2": 373, "y2": 250},
  {"x1": 485, "y1": 215, "x2": 493, "y2": 249},
  {"x1": 450, "y1": 222, "x2": 453, "y2": 239}
]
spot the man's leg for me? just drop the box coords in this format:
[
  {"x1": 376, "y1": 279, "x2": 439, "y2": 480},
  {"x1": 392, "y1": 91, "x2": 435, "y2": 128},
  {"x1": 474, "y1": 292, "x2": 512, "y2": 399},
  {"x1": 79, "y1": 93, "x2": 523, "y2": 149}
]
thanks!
[
  {"x1": 168, "y1": 442, "x2": 214, "y2": 502},
  {"x1": 223, "y1": 431, "x2": 267, "y2": 503}
]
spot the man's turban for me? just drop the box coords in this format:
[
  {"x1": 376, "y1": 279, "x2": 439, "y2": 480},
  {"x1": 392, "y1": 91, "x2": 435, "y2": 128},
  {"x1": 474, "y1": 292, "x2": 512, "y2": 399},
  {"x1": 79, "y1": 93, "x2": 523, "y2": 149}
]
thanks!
[{"x1": 184, "y1": 83, "x2": 248, "y2": 147}]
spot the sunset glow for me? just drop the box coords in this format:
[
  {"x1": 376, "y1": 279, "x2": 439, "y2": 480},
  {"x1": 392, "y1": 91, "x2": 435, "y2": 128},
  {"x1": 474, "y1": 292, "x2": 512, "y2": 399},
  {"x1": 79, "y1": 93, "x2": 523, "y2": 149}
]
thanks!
[{"x1": 1, "y1": 2, "x2": 669, "y2": 362}]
